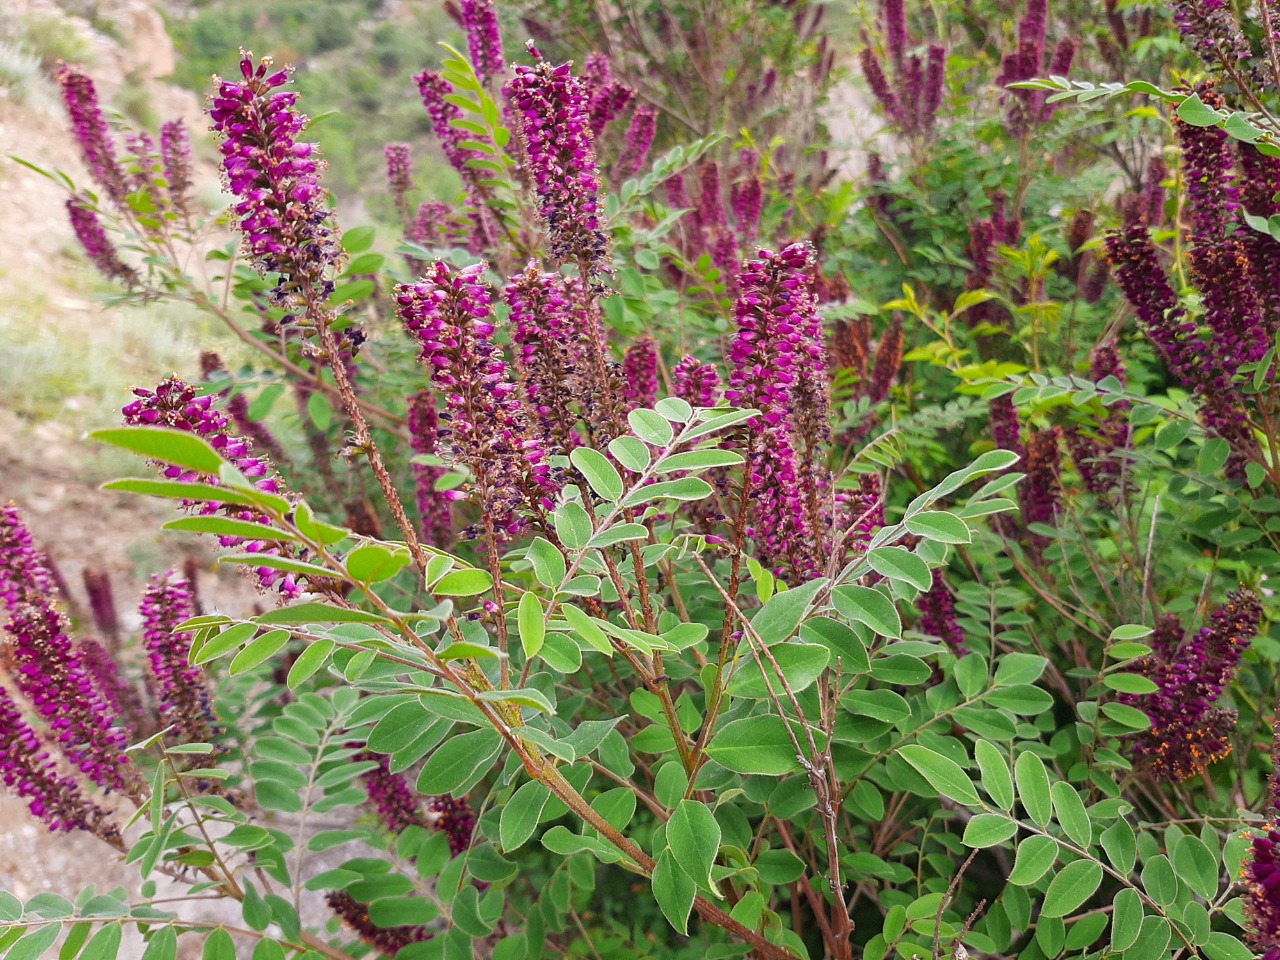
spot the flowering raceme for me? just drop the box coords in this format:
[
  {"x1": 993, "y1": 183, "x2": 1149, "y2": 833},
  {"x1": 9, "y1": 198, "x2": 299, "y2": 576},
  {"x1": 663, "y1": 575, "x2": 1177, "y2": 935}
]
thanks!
[
  {"x1": 506, "y1": 48, "x2": 610, "y2": 277},
  {"x1": 56, "y1": 63, "x2": 128, "y2": 204},
  {"x1": 505, "y1": 265, "x2": 592, "y2": 452},
  {"x1": 1, "y1": 506, "x2": 133, "y2": 793},
  {"x1": 1120, "y1": 589, "x2": 1262, "y2": 782},
  {"x1": 65, "y1": 195, "x2": 139, "y2": 286},
  {"x1": 396, "y1": 261, "x2": 559, "y2": 537},
  {"x1": 139, "y1": 574, "x2": 216, "y2": 746},
  {"x1": 915, "y1": 571, "x2": 967, "y2": 655},
  {"x1": 122, "y1": 377, "x2": 306, "y2": 598},
  {"x1": 209, "y1": 54, "x2": 341, "y2": 309},
  {"x1": 0, "y1": 685, "x2": 118, "y2": 840},
  {"x1": 460, "y1": 0, "x2": 504, "y2": 85},
  {"x1": 1065, "y1": 342, "x2": 1131, "y2": 497},
  {"x1": 726, "y1": 242, "x2": 832, "y2": 575}
]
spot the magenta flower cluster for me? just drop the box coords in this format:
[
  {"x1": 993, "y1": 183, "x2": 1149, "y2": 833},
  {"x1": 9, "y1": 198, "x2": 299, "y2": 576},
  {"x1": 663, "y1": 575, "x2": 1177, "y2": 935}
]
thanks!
[
  {"x1": 997, "y1": 0, "x2": 1076, "y2": 134},
  {"x1": 209, "y1": 54, "x2": 341, "y2": 308},
  {"x1": 122, "y1": 376, "x2": 304, "y2": 598},
  {"x1": 385, "y1": 142, "x2": 414, "y2": 223},
  {"x1": 505, "y1": 50, "x2": 610, "y2": 277},
  {"x1": 159, "y1": 119, "x2": 194, "y2": 217},
  {"x1": 915, "y1": 571, "x2": 967, "y2": 655},
  {"x1": 725, "y1": 242, "x2": 833, "y2": 575},
  {"x1": 584, "y1": 52, "x2": 636, "y2": 137},
  {"x1": 396, "y1": 261, "x2": 559, "y2": 537},
  {"x1": 56, "y1": 64, "x2": 127, "y2": 204},
  {"x1": 461, "y1": 0, "x2": 505, "y2": 85},
  {"x1": 858, "y1": 0, "x2": 947, "y2": 139},
  {"x1": 504, "y1": 264, "x2": 592, "y2": 453},
  {"x1": 1119, "y1": 590, "x2": 1261, "y2": 782},
  {"x1": 672, "y1": 356, "x2": 722, "y2": 407},
  {"x1": 1, "y1": 505, "x2": 132, "y2": 794},
  {"x1": 140, "y1": 573, "x2": 216, "y2": 746},
  {"x1": 0, "y1": 685, "x2": 117, "y2": 839},
  {"x1": 622, "y1": 339, "x2": 659, "y2": 410}
]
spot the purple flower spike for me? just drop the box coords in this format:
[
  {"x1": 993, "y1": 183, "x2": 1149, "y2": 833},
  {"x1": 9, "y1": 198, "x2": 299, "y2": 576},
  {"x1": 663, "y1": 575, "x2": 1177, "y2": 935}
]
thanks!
[
  {"x1": 55, "y1": 64, "x2": 128, "y2": 204},
  {"x1": 208, "y1": 53, "x2": 341, "y2": 309},
  {"x1": 77, "y1": 637, "x2": 134, "y2": 730},
  {"x1": 385, "y1": 142, "x2": 414, "y2": 224},
  {"x1": 1022, "y1": 426, "x2": 1063, "y2": 544},
  {"x1": 1120, "y1": 589, "x2": 1261, "y2": 782},
  {"x1": 122, "y1": 377, "x2": 306, "y2": 598},
  {"x1": 698, "y1": 162, "x2": 726, "y2": 232},
  {"x1": 672, "y1": 356, "x2": 722, "y2": 407},
  {"x1": 0, "y1": 685, "x2": 119, "y2": 839},
  {"x1": 140, "y1": 574, "x2": 216, "y2": 746},
  {"x1": 845, "y1": 473, "x2": 885, "y2": 555},
  {"x1": 726, "y1": 242, "x2": 827, "y2": 575},
  {"x1": 989, "y1": 394, "x2": 1026, "y2": 464},
  {"x1": 396, "y1": 261, "x2": 559, "y2": 538},
  {"x1": 623, "y1": 339, "x2": 659, "y2": 410},
  {"x1": 160, "y1": 119, "x2": 194, "y2": 217},
  {"x1": 619, "y1": 105, "x2": 658, "y2": 178},
  {"x1": 428, "y1": 793, "x2": 478, "y2": 855},
  {"x1": 732, "y1": 151, "x2": 764, "y2": 244},
  {"x1": 506, "y1": 49, "x2": 610, "y2": 278},
  {"x1": 66, "y1": 195, "x2": 139, "y2": 286},
  {"x1": 461, "y1": 0, "x2": 505, "y2": 85},
  {"x1": 82, "y1": 568, "x2": 121, "y2": 647},
  {"x1": 916, "y1": 571, "x2": 967, "y2": 655},
  {"x1": 6, "y1": 602, "x2": 132, "y2": 792},
  {"x1": 358, "y1": 750, "x2": 427, "y2": 833},
  {"x1": 1065, "y1": 342, "x2": 1131, "y2": 497},
  {"x1": 327, "y1": 890, "x2": 431, "y2": 954},
  {"x1": 1245, "y1": 822, "x2": 1280, "y2": 960},
  {"x1": 0, "y1": 503, "x2": 57, "y2": 611},
  {"x1": 583, "y1": 52, "x2": 635, "y2": 137},
  {"x1": 407, "y1": 391, "x2": 453, "y2": 548}
]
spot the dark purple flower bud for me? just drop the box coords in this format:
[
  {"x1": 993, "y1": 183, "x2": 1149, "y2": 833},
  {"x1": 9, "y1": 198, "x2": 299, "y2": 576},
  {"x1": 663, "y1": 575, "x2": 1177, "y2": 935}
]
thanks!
[
  {"x1": 869, "y1": 321, "x2": 903, "y2": 403},
  {"x1": 505, "y1": 49, "x2": 610, "y2": 277},
  {"x1": 619, "y1": 105, "x2": 658, "y2": 178},
  {"x1": 1122, "y1": 589, "x2": 1261, "y2": 781},
  {"x1": 1021, "y1": 426, "x2": 1063, "y2": 543},
  {"x1": 208, "y1": 54, "x2": 342, "y2": 309},
  {"x1": 732, "y1": 150, "x2": 764, "y2": 244},
  {"x1": 1144, "y1": 155, "x2": 1168, "y2": 226},
  {"x1": 672, "y1": 356, "x2": 722, "y2": 407},
  {"x1": 160, "y1": 119, "x2": 194, "y2": 217},
  {"x1": 140, "y1": 574, "x2": 216, "y2": 745},
  {"x1": 407, "y1": 390, "x2": 453, "y2": 547},
  {"x1": 916, "y1": 571, "x2": 967, "y2": 655},
  {"x1": 1104, "y1": 206, "x2": 1204, "y2": 387},
  {"x1": 0, "y1": 685, "x2": 119, "y2": 839},
  {"x1": 922, "y1": 44, "x2": 946, "y2": 131},
  {"x1": 55, "y1": 64, "x2": 127, "y2": 204},
  {"x1": 1171, "y1": 0, "x2": 1255, "y2": 75},
  {"x1": 427, "y1": 792, "x2": 478, "y2": 856},
  {"x1": 327, "y1": 890, "x2": 431, "y2": 953},
  {"x1": 1245, "y1": 821, "x2": 1280, "y2": 960},
  {"x1": 122, "y1": 376, "x2": 306, "y2": 598},
  {"x1": 666, "y1": 171, "x2": 690, "y2": 211},
  {"x1": 385, "y1": 142, "x2": 414, "y2": 224},
  {"x1": 0, "y1": 503, "x2": 57, "y2": 612},
  {"x1": 397, "y1": 261, "x2": 559, "y2": 536},
  {"x1": 1179, "y1": 97, "x2": 1269, "y2": 377},
  {"x1": 461, "y1": 0, "x2": 505, "y2": 84},
  {"x1": 65, "y1": 194, "x2": 139, "y2": 286},
  {"x1": 81, "y1": 568, "x2": 121, "y2": 647},
  {"x1": 698, "y1": 161, "x2": 726, "y2": 233},
  {"x1": 358, "y1": 750, "x2": 429, "y2": 834},
  {"x1": 1081, "y1": 257, "x2": 1109, "y2": 303},
  {"x1": 845, "y1": 473, "x2": 884, "y2": 556},
  {"x1": 883, "y1": 0, "x2": 908, "y2": 70},
  {"x1": 989, "y1": 394, "x2": 1026, "y2": 464},
  {"x1": 623, "y1": 339, "x2": 659, "y2": 410}
]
